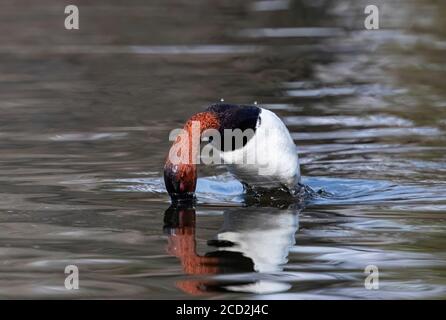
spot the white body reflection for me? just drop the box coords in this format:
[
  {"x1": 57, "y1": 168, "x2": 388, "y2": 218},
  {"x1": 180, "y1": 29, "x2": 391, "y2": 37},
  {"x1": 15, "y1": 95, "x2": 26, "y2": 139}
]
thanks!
[
  {"x1": 217, "y1": 210, "x2": 299, "y2": 273},
  {"x1": 164, "y1": 204, "x2": 302, "y2": 295}
]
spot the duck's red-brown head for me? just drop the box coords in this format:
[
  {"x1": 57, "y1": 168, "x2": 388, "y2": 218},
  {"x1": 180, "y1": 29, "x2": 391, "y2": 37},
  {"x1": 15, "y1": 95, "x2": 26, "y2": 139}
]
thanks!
[
  {"x1": 164, "y1": 111, "x2": 220, "y2": 202},
  {"x1": 164, "y1": 104, "x2": 261, "y2": 202}
]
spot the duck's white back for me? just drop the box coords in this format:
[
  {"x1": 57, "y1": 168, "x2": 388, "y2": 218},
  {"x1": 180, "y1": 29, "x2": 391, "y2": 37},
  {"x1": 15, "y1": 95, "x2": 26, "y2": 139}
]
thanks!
[{"x1": 219, "y1": 108, "x2": 300, "y2": 189}]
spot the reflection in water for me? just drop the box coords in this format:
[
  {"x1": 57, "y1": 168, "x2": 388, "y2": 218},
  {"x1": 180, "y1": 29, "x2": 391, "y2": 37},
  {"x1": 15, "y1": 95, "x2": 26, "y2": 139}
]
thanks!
[{"x1": 164, "y1": 204, "x2": 301, "y2": 295}]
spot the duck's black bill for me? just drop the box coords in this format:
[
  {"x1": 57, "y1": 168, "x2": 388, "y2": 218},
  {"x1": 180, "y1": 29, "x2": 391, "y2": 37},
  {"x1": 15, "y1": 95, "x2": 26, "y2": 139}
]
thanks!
[{"x1": 169, "y1": 192, "x2": 196, "y2": 206}]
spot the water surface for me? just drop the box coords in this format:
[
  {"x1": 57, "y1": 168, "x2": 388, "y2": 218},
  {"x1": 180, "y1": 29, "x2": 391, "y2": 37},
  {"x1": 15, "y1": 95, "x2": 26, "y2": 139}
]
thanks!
[{"x1": 0, "y1": 0, "x2": 445, "y2": 299}]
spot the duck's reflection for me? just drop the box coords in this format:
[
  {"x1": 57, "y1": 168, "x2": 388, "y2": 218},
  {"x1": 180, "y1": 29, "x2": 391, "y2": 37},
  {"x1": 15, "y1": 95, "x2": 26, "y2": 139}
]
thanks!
[{"x1": 164, "y1": 203, "x2": 303, "y2": 295}]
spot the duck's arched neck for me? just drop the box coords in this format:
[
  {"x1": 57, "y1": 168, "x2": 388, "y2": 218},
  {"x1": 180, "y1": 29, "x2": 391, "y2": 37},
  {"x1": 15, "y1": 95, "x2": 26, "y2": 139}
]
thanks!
[{"x1": 164, "y1": 111, "x2": 220, "y2": 201}]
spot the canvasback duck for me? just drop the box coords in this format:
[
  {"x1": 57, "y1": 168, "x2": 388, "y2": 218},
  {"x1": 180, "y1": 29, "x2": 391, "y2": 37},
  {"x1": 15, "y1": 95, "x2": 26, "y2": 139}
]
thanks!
[{"x1": 164, "y1": 103, "x2": 300, "y2": 201}]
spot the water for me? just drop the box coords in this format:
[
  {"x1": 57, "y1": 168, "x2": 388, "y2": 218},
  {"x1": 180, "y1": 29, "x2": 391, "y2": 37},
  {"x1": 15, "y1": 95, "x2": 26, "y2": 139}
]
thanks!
[{"x1": 0, "y1": 0, "x2": 445, "y2": 299}]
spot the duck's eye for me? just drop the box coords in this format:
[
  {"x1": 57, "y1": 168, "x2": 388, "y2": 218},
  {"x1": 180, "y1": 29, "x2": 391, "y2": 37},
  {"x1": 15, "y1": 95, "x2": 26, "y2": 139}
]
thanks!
[{"x1": 258, "y1": 116, "x2": 262, "y2": 126}]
